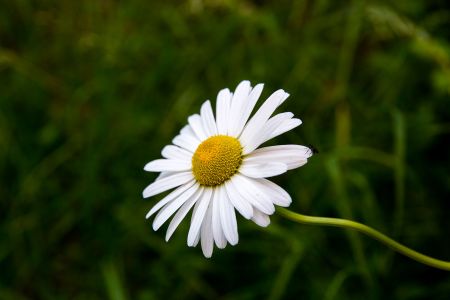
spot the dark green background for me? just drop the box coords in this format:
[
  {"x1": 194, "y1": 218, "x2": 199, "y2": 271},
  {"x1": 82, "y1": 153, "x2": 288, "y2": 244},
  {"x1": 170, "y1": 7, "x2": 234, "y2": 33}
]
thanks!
[{"x1": 1, "y1": 0, "x2": 450, "y2": 299}]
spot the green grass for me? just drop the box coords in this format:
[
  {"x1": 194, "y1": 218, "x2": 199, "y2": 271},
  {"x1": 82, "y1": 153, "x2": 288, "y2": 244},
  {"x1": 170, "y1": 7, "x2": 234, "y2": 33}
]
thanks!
[{"x1": 1, "y1": 0, "x2": 450, "y2": 299}]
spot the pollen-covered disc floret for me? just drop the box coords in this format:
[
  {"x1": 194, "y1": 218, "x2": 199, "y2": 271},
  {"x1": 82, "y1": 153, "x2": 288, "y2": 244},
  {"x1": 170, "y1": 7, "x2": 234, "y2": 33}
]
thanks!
[
  {"x1": 192, "y1": 135, "x2": 242, "y2": 186},
  {"x1": 143, "y1": 80, "x2": 314, "y2": 258}
]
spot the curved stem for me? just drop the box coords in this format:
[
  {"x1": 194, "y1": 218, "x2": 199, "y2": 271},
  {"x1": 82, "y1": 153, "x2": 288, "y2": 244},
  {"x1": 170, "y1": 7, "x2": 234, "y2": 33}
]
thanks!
[{"x1": 278, "y1": 208, "x2": 450, "y2": 271}]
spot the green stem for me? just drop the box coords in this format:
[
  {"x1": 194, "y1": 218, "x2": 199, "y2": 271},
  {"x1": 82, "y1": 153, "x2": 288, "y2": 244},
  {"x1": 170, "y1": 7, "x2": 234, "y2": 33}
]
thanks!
[{"x1": 278, "y1": 208, "x2": 450, "y2": 271}]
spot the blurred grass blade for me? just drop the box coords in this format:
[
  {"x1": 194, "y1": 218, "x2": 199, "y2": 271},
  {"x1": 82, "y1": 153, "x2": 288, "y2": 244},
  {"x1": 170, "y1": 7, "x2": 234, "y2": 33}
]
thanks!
[{"x1": 101, "y1": 260, "x2": 128, "y2": 300}]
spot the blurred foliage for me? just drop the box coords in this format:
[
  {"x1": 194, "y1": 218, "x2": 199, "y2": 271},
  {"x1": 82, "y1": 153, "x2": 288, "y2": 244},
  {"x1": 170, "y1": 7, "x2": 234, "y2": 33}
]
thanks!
[{"x1": 1, "y1": 0, "x2": 450, "y2": 299}]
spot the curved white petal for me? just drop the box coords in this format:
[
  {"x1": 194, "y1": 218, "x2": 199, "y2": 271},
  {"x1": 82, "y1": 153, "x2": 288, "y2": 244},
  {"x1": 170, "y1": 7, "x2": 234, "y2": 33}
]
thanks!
[
  {"x1": 228, "y1": 81, "x2": 252, "y2": 137},
  {"x1": 235, "y1": 83, "x2": 264, "y2": 137},
  {"x1": 231, "y1": 174, "x2": 275, "y2": 215},
  {"x1": 220, "y1": 187, "x2": 239, "y2": 245},
  {"x1": 239, "y1": 89, "x2": 289, "y2": 148},
  {"x1": 152, "y1": 183, "x2": 199, "y2": 230},
  {"x1": 244, "y1": 145, "x2": 311, "y2": 170},
  {"x1": 161, "y1": 145, "x2": 192, "y2": 160},
  {"x1": 145, "y1": 180, "x2": 195, "y2": 218},
  {"x1": 165, "y1": 186, "x2": 204, "y2": 241},
  {"x1": 143, "y1": 172, "x2": 194, "y2": 198},
  {"x1": 179, "y1": 125, "x2": 199, "y2": 141},
  {"x1": 172, "y1": 133, "x2": 200, "y2": 153},
  {"x1": 188, "y1": 114, "x2": 208, "y2": 141},
  {"x1": 239, "y1": 161, "x2": 287, "y2": 178},
  {"x1": 187, "y1": 187, "x2": 213, "y2": 246},
  {"x1": 253, "y1": 178, "x2": 292, "y2": 207},
  {"x1": 200, "y1": 100, "x2": 217, "y2": 137},
  {"x1": 224, "y1": 180, "x2": 253, "y2": 219},
  {"x1": 268, "y1": 118, "x2": 302, "y2": 141},
  {"x1": 267, "y1": 112, "x2": 294, "y2": 124},
  {"x1": 193, "y1": 229, "x2": 201, "y2": 247},
  {"x1": 200, "y1": 201, "x2": 214, "y2": 258},
  {"x1": 144, "y1": 159, "x2": 191, "y2": 172},
  {"x1": 155, "y1": 171, "x2": 176, "y2": 181},
  {"x1": 252, "y1": 209, "x2": 271, "y2": 227},
  {"x1": 215, "y1": 88, "x2": 232, "y2": 135},
  {"x1": 212, "y1": 189, "x2": 227, "y2": 249},
  {"x1": 243, "y1": 112, "x2": 293, "y2": 154}
]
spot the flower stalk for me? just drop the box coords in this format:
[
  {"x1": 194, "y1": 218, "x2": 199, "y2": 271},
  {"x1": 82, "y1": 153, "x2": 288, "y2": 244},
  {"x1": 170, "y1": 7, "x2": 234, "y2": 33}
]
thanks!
[{"x1": 278, "y1": 208, "x2": 450, "y2": 271}]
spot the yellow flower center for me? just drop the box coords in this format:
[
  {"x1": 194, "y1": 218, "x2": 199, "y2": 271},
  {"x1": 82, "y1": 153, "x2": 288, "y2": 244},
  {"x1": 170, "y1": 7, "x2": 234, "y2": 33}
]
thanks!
[{"x1": 192, "y1": 135, "x2": 242, "y2": 186}]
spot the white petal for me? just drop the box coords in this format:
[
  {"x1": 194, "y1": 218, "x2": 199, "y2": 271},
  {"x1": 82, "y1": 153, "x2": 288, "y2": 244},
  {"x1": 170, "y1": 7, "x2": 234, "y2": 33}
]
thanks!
[
  {"x1": 266, "y1": 112, "x2": 294, "y2": 127},
  {"x1": 179, "y1": 125, "x2": 199, "y2": 141},
  {"x1": 236, "y1": 83, "x2": 264, "y2": 137},
  {"x1": 260, "y1": 113, "x2": 294, "y2": 146},
  {"x1": 152, "y1": 183, "x2": 199, "y2": 230},
  {"x1": 145, "y1": 180, "x2": 195, "y2": 218},
  {"x1": 143, "y1": 172, "x2": 194, "y2": 198},
  {"x1": 244, "y1": 145, "x2": 311, "y2": 170},
  {"x1": 200, "y1": 201, "x2": 214, "y2": 258},
  {"x1": 188, "y1": 114, "x2": 208, "y2": 141},
  {"x1": 239, "y1": 161, "x2": 287, "y2": 178},
  {"x1": 187, "y1": 187, "x2": 212, "y2": 246},
  {"x1": 242, "y1": 112, "x2": 293, "y2": 154},
  {"x1": 252, "y1": 209, "x2": 270, "y2": 227},
  {"x1": 161, "y1": 145, "x2": 192, "y2": 160},
  {"x1": 200, "y1": 100, "x2": 217, "y2": 137},
  {"x1": 231, "y1": 174, "x2": 275, "y2": 215},
  {"x1": 165, "y1": 186, "x2": 204, "y2": 241},
  {"x1": 212, "y1": 189, "x2": 227, "y2": 249},
  {"x1": 172, "y1": 134, "x2": 200, "y2": 153},
  {"x1": 239, "y1": 89, "x2": 289, "y2": 148},
  {"x1": 144, "y1": 159, "x2": 191, "y2": 172},
  {"x1": 268, "y1": 118, "x2": 302, "y2": 141},
  {"x1": 219, "y1": 187, "x2": 239, "y2": 245},
  {"x1": 215, "y1": 88, "x2": 232, "y2": 135},
  {"x1": 253, "y1": 178, "x2": 292, "y2": 207},
  {"x1": 155, "y1": 171, "x2": 176, "y2": 181},
  {"x1": 193, "y1": 230, "x2": 201, "y2": 247},
  {"x1": 228, "y1": 80, "x2": 252, "y2": 137},
  {"x1": 224, "y1": 180, "x2": 253, "y2": 219}
]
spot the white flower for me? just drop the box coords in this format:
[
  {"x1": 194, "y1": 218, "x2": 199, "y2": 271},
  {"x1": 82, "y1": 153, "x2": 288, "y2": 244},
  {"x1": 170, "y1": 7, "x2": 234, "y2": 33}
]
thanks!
[{"x1": 143, "y1": 80, "x2": 313, "y2": 257}]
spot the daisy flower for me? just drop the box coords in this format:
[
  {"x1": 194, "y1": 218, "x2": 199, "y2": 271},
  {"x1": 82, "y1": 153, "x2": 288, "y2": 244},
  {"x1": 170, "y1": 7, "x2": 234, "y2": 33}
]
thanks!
[{"x1": 143, "y1": 80, "x2": 313, "y2": 257}]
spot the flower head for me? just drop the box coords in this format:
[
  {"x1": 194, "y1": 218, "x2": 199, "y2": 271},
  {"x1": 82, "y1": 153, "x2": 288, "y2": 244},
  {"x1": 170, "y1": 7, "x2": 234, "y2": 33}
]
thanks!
[{"x1": 143, "y1": 80, "x2": 313, "y2": 257}]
